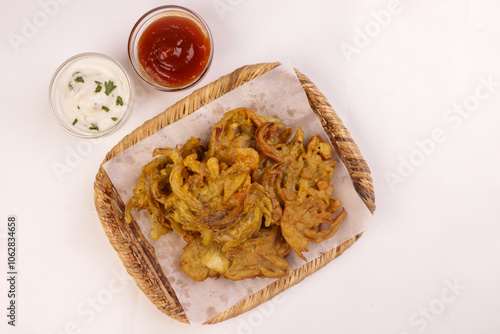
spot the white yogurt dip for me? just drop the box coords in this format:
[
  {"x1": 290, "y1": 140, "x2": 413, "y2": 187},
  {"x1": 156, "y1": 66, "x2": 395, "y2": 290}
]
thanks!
[{"x1": 50, "y1": 53, "x2": 133, "y2": 137}]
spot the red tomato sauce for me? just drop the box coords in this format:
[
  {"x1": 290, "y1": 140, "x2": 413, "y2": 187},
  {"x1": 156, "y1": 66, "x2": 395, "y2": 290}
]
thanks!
[{"x1": 138, "y1": 15, "x2": 211, "y2": 88}]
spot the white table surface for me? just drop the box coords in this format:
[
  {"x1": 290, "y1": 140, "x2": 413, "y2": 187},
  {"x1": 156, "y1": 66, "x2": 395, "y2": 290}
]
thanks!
[{"x1": 1, "y1": 0, "x2": 499, "y2": 333}]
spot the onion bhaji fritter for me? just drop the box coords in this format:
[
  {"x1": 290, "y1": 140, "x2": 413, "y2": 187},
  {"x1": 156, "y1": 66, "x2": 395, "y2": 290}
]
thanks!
[{"x1": 125, "y1": 108, "x2": 345, "y2": 281}]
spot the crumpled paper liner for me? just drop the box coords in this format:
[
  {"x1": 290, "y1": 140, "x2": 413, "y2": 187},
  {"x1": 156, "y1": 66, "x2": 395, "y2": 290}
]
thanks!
[{"x1": 103, "y1": 63, "x2": 373, "y2": 324}]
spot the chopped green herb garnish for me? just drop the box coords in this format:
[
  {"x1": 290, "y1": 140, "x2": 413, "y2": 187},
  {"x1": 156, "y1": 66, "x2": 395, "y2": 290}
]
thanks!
[
  {"x1": 75, "y1": 76, "x2": 84, "y2": 83},
  {"x1": 104, "y1": 80, "x2": 117, "y2": 96},
  {"x1": 68, "y1": 82, "x2": 74, "y2": 90},
  {"x1": 95, "y1": 81, "x2": 102, "y2": 93},
  {"x1": 89, "y1": 123, "x2": 99, "y2": 131},
  {"x1": 77, "y1": 105, "x2": 80, "y2": 109},
  {"x1": 102, "y1": 106, "x2": 110, "y2": 112},
  {"x1": 72, "y1": 118, "x2": 78, "y2": 126},
  {"x1": 111, "y1": 117, "x2": 118, "y2": 121},
  {"x1": 116, "y1": 96, "x2": 123, "y2": 106}
]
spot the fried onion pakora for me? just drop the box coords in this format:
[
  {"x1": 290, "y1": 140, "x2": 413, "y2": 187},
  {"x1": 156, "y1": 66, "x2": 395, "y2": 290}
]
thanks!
[
  {"x1": 180, "y1": 225, "x2": 291, "y2": 281},
  {"x1": 125, "y1": 107, "x2": 345, "y2": 281}
]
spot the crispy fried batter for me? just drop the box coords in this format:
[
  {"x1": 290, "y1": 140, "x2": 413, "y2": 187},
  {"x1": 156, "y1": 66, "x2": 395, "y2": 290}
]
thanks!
[
  {"x1": 181, "y1": 226, "x2": 291, "y2": 281},
  {"x1": 124, "y1": 108, "x2": 345, "y2": 281}
]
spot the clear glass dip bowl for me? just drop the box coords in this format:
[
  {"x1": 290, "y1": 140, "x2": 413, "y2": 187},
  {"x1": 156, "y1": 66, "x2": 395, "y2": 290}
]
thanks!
[
  {"x1": 128, "y1": 5, "x2": 214, "y2": 91},
  {"x1": 49, "y1": 52, "x2": 134, "y2": 138}
]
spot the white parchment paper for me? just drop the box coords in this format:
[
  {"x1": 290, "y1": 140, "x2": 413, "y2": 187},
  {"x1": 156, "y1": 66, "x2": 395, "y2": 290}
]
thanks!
[{"x1": 103, "y1": 64, "x2": 374, "y2": 324}]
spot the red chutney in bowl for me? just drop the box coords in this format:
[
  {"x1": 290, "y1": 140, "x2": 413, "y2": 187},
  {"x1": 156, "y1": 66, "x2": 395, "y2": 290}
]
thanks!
[{"x1": 137, "y1": 15, "x2": 212, "y2": 88}]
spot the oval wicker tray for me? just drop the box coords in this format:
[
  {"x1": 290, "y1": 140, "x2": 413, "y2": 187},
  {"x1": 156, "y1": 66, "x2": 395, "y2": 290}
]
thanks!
[{"x1": 94, "y1": 62, "x2": 376, "y2": 324}]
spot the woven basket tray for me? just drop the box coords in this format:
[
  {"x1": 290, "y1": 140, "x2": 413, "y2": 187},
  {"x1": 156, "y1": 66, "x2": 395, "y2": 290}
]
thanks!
[{"x1": 94, "y1": 62, "x2": 376, "y2": 324}]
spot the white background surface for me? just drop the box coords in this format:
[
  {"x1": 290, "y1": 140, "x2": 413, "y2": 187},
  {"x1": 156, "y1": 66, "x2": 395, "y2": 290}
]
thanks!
[{"x1": 1, "y1": 0, "x2": 499, "y2": 333}]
